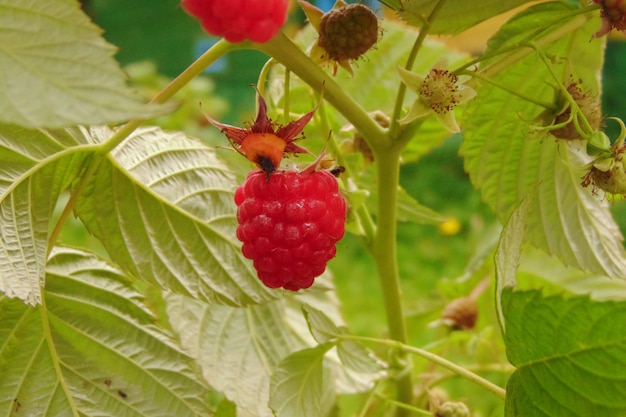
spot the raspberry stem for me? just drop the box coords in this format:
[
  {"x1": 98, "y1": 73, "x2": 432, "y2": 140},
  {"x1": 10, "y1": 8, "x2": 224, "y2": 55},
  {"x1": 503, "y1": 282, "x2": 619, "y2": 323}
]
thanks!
[
  {"x1": 373, "y1": 149, "x2": 414, "y2": 414},
  {"x1": 101, "y1": 39, "x2": 241, "y2": 154},
  {"x1": 254, "y1": 31, "x2": 388, "y2": 151},
  {"x1": 338, "y1": 333, "x2": 508, "y2": 401},
  {"x1": 315, "y1": 98, "x2": 377, "y2": 245},
  {"x1": 49, "y1": 39, "x2": 241, "y2": 267}
]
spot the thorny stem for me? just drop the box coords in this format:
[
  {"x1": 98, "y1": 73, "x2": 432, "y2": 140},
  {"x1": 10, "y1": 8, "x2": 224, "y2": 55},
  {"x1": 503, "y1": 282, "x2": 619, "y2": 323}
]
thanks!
[{"x1": 389, "y1": 0, "x2": 448, "y2": 140}]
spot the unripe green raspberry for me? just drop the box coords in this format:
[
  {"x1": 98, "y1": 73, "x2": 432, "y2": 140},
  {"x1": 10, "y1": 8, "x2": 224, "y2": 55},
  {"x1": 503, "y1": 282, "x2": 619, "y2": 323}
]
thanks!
[
  {"x1": 318, "y1": 3, "x2": 378, "y2": 62},
  {"x1": 582, "y1": 141, "x2": 626, "y2": 196},
  {"x1": 585, "y1": 157, "x2": 626, "y2": 195}
]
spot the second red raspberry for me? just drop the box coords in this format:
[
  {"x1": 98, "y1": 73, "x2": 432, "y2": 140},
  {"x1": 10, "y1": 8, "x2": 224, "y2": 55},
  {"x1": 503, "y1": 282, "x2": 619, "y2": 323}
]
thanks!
[
  {"x1": 181, "y1": 0, "x2": 289, "y2": 43},
  {"x1": 235, "y1": 169, "x2": 346, "y2": 291}
]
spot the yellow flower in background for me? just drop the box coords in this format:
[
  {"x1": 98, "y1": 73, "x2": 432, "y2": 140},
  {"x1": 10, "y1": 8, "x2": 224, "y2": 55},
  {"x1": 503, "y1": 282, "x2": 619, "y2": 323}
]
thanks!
[{"x1": 438, "y1": 217, "x2": 462, "y2": 236}]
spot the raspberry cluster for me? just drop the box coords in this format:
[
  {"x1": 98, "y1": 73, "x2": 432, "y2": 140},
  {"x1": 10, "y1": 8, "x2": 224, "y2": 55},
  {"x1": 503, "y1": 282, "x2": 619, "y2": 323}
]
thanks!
[
  {"x1": 235, "y1": 169, "x2": 346, "y2": 291},
  {"x1": 182, "y1": 0, "x2": 289, "y2": 43}
]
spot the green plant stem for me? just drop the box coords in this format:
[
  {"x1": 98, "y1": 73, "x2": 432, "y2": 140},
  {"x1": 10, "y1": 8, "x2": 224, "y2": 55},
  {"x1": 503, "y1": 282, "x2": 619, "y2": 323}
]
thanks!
[
  {"x1": 463, "y1": 70, "x2": 556, "y2": 110},
  {"x1": 529, "y1": 41, "x2": 595, "y2": 134},
  {"x1": 253, "y1": 32, "x2": 388, "y2": 150},
  {"x1": 101, "y1": 39, "x2": 241, "y2": 154},
  {"x1": 464, "y1": 13, "x2": 592, "y2": 90},
  {"x1": 48, "y1": 39, "x2": 239, "y2": 251},
  {"x1": 373, "y1": 147, "x2": 413, "y2": 415},
  {"x1": 377, "y1": 395, "x2": 433, "y2": 416},
  {"x1": 47, "y1": 154, "x2": 102, "y2": 256},
  {"x1": 256, "y1": 57, "x2": 278, "y2": 97},
  {"x1": 455, "y1": 4, "x2": 599, "y2": 75},
  {"x1": 339, "y1": 334, "x2": 507, "y2": 400}
]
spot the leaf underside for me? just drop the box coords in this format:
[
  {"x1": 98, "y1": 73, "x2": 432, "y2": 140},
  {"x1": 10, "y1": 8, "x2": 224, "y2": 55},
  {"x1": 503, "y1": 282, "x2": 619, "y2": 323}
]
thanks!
[
  {"x1": 74, "y1": 126, "x2": 277, "y2": 306},
  {"x1": 0, "y1": 0, "x2": 166, "y2": 129},
  {"x1": 397, "y1": 0, "x2": 536, "y2": 35},
  {"x1": 0, "y1": 124, "x2": 95, "y2": 305},
  {"x1": 461, "y1": 4, "x2": 626, "y2": 278},
  {"x1": 0, "y1": 247, "x2": 211, "y2": 417}
]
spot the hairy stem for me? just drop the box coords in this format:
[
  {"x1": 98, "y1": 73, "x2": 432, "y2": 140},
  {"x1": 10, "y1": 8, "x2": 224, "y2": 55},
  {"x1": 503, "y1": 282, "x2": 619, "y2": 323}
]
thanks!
[
  {"x1": 339, "y1": 334, "x2": 507, "y2": 401},
  {"x1": 254, "y1": 32, "x2": 388, "y2": 150},
  {"x1": 373, "y1": 147, "x2": 413, "y2": 415}
]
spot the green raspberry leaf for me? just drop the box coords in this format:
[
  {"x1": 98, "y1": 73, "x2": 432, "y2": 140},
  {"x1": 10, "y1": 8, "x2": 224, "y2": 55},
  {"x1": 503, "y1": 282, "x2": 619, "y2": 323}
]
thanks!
[
  {"x1": 397, "y1": 0, "x2": 536, "y2": 35},
  {"x1": 165, "y1": 294, "x2": 308, "y2": 417},
  {"x1": 269, "y1": 344, "x2": 336, "y2": 417},
  {"x1": 495, "y1": 195, "x2": 531, "y2": 329},
  {"x1": 74, "y1": 126, "x2": 277, "y2": 306},
  {"x1": 502, "y1": 289, "x2": 626, "y2": 416},
  {"x1": 377, "y1": 0, "x2": 402, "y2": 11},
  {"x1": 0, "y1": 124, "x2": 95, "y2": 305},
  {"x1": 302, "y1": 303, "x2": 341, "y2": 344},
  {"x1": 461, "y1": 3, "x2": 626, "y2": 278},
  {"x1": 302, "y1": 304, "x2": 387, "y2": 374},
  {"x1": 0, "y1": 247, "x2": 211, "y2": 416},
  {"x1": 0, "y1": 0, "x2": 166, "y2": 128}
]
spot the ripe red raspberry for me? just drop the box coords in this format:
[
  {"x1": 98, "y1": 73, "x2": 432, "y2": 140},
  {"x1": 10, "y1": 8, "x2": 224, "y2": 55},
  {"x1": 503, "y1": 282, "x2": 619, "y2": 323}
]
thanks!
[
  {"x1": 235, "y1": 169, "x2": 346, "y2": 291},
  {"x1": 182, "y1": 0, "x2": 289, "y2": 43}
]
